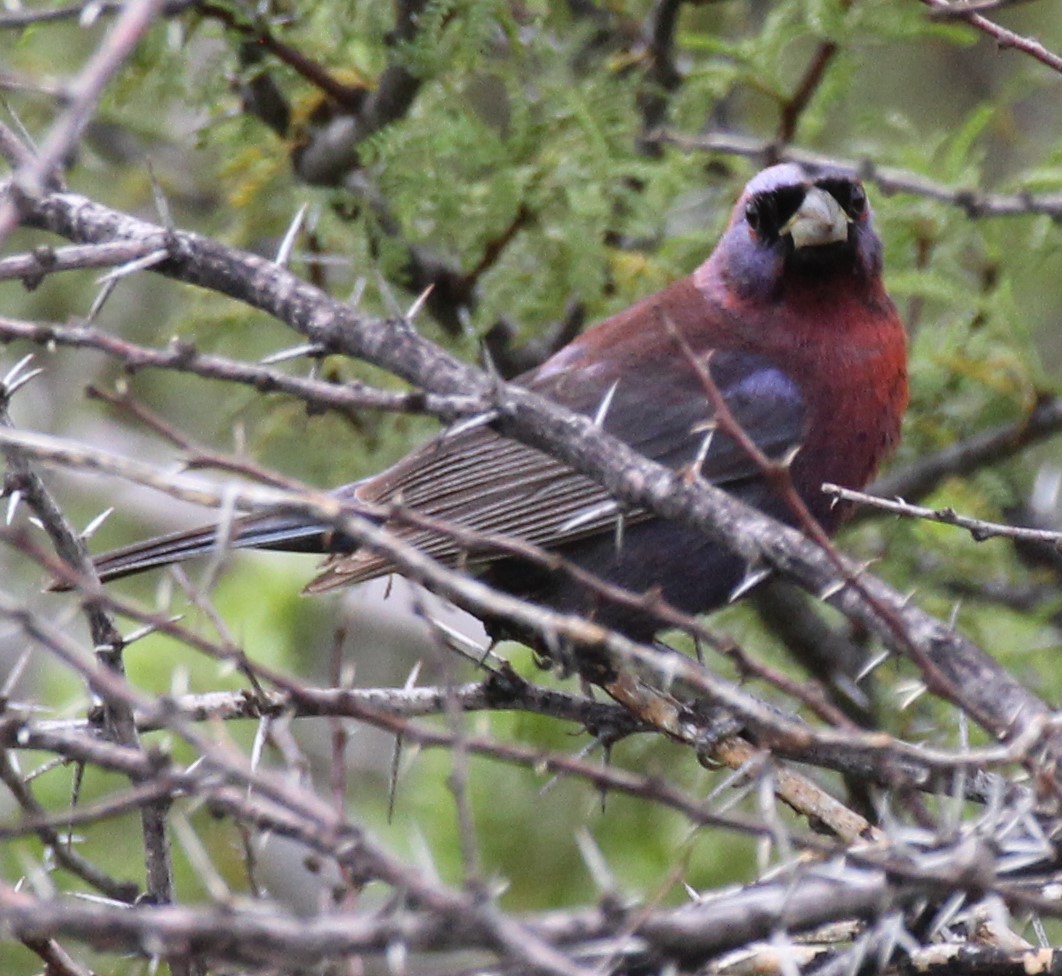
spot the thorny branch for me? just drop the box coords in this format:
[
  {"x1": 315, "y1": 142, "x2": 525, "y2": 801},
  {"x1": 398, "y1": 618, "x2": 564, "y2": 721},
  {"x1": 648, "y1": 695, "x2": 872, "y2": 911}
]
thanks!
[
  {"x1": 921, "y1": 0, "x2": 1062, "y2": 74},
  {"x1": 0, "y1": 862, "x2": 949, "y2": 969},
  {"x1": 2, "y1": 4, "x2": 1062, "y2": 971},
  {"x1": 0, "y1": 313, "x2": 487, "y2": 421},
  {"x1": 3, "y1": 165, "x2": 1061, "y2": 969},
  {"x1": 826, "y1": 483, "x2": 1062, "y2": 547},
  {"x1": 0, "y1": 0, "x2": 171, "y2": 243},
  {"x1": 0, "y1": 189, "x2": 1049, "y2": 739},
  {"x1": 656, "y1": 130, "x2": 1062, "y2": 220},
  {"x1": 2, "y1": 361, "x2": 182, "y2": 954},
  {"x1": 4, "y1": 173, "x2": 1054, "y2": 735}
]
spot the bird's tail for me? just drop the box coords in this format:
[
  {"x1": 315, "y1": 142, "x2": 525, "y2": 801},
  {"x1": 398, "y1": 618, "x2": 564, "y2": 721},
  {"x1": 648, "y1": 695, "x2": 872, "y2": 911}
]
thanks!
[{"x1": 53, "y1": 511, "x2": 343, "y2": 591}]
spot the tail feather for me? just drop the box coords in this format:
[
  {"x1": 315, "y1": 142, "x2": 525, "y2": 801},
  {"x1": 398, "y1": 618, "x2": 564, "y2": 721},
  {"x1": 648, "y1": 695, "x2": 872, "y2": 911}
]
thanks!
[{"x1": 52, "y1": 512, "x2": 340, "y2": 591}]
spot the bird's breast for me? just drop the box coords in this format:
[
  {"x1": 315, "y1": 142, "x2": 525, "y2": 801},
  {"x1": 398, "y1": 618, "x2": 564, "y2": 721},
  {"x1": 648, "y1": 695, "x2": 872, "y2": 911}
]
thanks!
[{"x1": 787, "y1": 321, "x2": 908, "y2": 519}]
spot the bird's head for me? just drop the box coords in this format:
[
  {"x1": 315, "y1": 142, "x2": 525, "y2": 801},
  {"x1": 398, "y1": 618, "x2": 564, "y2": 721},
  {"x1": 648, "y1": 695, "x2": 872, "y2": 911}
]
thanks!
[{"x1": 706, "y1": 163, "x2": 884, "y2": 303}]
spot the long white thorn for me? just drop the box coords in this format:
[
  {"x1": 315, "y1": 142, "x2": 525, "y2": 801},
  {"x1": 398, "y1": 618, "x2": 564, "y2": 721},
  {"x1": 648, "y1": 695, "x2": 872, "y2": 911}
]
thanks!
[
  {"x1": 818, "y1": 578, "x2": 846, "y2": 601},
  {"x1": 558, "y1": 499, "x2": 619, "y2": 534},
  {"x1": 5, "y1": 490, "x2": 21, "y2": 526},
  {"x1": 81, "y1": 507, "x2": 114, "y2": 540},
  {"x1": 856, "y1": 649, "x2": 890, "y2": 684},
  {"x1": 124, "y1": 615, "x2": 185, "y2": 646},
  {"x1": 728, "y1": 565, "x2": 771, "y2": 603},
  {"x1": 86, "y1": 278, "x2": 117, "y2": 322},
  {"x1": 593, "y1": 379, "x2": 620, "y2": 428},
  {"x1": 3, "y1": 353, "x2": 38, "y2": 391},
  {"x1": 3, "y1": 367, "x2": 43, "y2": 397},
  {"x1": 275, "y1": 202, "x2": 309, "y2": 268},
  {"x1": 443, "y1": 411, "x2": 498, "y2": 440},
  {"x1": 692, "y1": 427, "x2": 716, "y2": 475},
  {"x1": 406, "y1": 283, "x2": 435, "y2": 322},
  {"x1": 575, "y1": 829, "x2": 616, "y2": 893},
  {"x1": 96, "y1": 248, "x2": 169, "y2": 284},
  {"x1": 259, "y1": 342, "x2": 325, "y2": 365},
  {"x1": 146, "y1": 157, "x2": 175, "y2": 230}
]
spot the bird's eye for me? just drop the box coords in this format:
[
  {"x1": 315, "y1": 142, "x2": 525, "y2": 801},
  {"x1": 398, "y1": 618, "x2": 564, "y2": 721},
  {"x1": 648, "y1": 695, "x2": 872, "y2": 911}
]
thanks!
[
  {"x1": 745, "y1": 199, "x2": 762, "y2": 232},
  {"x1": 848, "y1": 183, "x2": 867, "y2": 217}
]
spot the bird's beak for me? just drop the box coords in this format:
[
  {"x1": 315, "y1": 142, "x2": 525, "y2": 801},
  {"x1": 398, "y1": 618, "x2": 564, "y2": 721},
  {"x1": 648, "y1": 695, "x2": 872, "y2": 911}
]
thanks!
[{"x1": 782, "y1": 186, "x2": 849, "y2": 249}]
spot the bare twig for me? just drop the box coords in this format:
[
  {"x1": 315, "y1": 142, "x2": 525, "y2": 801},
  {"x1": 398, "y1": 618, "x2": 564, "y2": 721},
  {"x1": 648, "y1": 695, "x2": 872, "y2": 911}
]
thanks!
[
  {"x1": 0, "y1": 314, "x2": 486, "y2": 421},
  {"x1": 920, "y1": 0, "x2": 1062, "y2": 74},
  {"x1": 777, "y1": 39, "x2": 840, "y2": 143},
  {"x1": 0, "y1": 747, "x2": 137, "y2": 901},
  {"x1": 654, "y1": 131, "x2": 1062, "y2": 220},
  {"x1": 0, "y1": 240, "x2": 178, "y2": 288},
  {"x1": 0, "y1": 0, "x2": 171, "y2": 242},
  {"x1": 825, "y1": 483, "x2": 1062, "y2": 546},
  {"x1": 1, "y1": 361, "x2": 182, "y2": 956}
]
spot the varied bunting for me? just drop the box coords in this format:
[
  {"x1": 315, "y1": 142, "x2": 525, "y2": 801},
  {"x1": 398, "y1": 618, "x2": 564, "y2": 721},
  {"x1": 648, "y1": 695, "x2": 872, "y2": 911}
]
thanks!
[{"x1": 87, "y1": 164, "x2": 908, "y2": 641}]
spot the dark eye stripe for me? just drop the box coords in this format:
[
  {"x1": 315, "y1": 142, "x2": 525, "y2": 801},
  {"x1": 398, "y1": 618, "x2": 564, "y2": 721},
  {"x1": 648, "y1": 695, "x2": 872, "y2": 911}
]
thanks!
[
  {"x1": 745, "y1": 186, "x2": 805, "y2": 238},
  {"x1": 745, "y1": 177, "x2": 869, "y2": 239},
  {"x1": 815, "y1": 177, "x2": 867, "y2": 218}
]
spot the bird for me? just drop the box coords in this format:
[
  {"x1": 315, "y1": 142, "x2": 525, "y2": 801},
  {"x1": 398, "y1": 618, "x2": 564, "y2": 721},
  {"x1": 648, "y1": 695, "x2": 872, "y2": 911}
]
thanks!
[{"x1": 85, "y1": 164, "x2": 908, "y2": 644}]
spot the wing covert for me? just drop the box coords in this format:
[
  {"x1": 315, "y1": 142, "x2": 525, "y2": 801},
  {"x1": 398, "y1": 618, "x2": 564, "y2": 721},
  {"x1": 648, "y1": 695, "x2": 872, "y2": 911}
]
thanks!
[{"x1": 307, "y1": 350, "x2": 806, "y2": 591}]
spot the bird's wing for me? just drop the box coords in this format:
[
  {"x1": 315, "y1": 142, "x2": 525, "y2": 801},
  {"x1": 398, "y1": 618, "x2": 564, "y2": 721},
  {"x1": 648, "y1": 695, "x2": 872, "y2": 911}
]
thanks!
[{"x1": 305, "y1": 350, "x2": 806, "y2": 592}]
